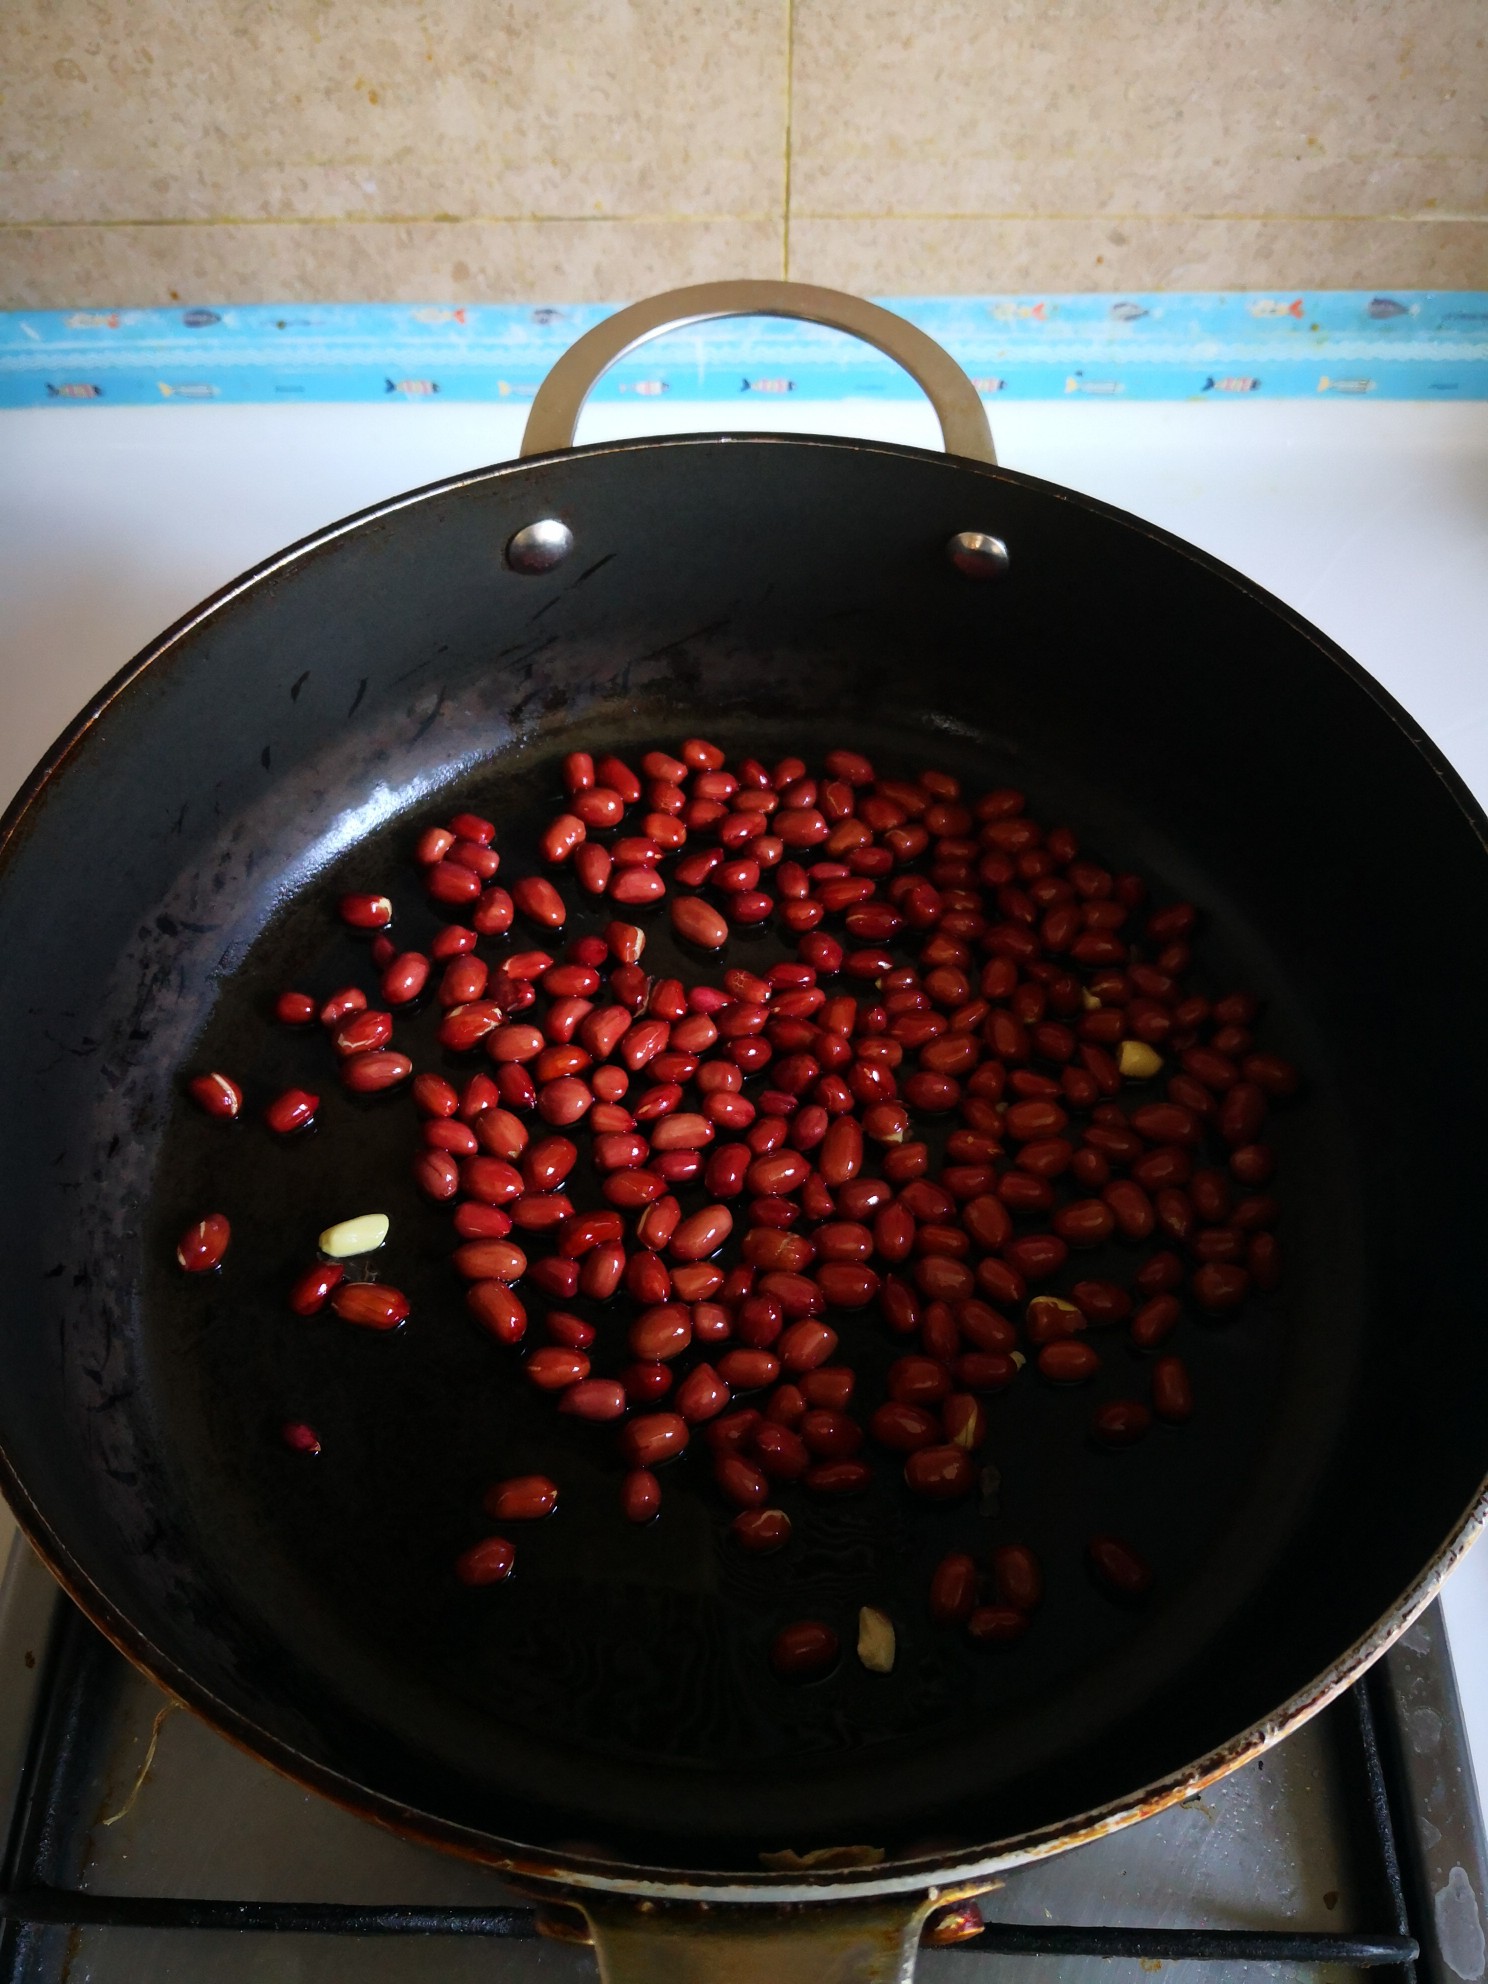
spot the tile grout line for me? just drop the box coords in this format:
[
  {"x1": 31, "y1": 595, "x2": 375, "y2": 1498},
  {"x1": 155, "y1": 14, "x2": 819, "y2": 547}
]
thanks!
[
  {"x1": 789, "y1": 208, "x2": 1487, "y2": 227},
  {"x1": 782, "y1": 0, "x2": 795, "y2": 279},
  {"x1": 0, "y1": 210, "x2": 1480, "y2": 232},
  {"x1": 0, "y1": 213, "x2": 779, "y2": 231}
]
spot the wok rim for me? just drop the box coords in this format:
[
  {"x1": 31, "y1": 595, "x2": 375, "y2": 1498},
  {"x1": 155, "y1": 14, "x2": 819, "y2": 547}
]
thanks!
[{"x1": 2, "y1": 428, "x2": 1486, "y2": 1901}]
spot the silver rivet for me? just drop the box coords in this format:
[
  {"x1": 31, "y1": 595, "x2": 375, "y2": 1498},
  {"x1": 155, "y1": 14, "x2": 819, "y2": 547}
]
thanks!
[
  {"x1": 506, "y1": 518, "x2": 574, "y2": 574},
  {"x1": 946, "y1": 530, "x2": 1010, "y2": 580}
]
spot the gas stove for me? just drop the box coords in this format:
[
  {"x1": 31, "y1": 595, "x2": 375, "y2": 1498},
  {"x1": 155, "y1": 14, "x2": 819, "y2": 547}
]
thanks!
[
  {"x1": 2, "y1": 1536, "x2": 1484, "y2": 1981},
  {"x1": 2, "y1": 379, "x2": 1487, "y2": 1983}
]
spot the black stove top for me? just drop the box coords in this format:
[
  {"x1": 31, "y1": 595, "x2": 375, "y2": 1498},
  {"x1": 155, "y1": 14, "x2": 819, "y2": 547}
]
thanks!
[{"x1": 1, "y1": 1540, "x2": 1484, "y2": 1982}]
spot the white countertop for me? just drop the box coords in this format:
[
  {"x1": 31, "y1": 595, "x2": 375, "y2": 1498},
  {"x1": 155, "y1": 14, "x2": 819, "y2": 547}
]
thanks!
[{"x1": 3, "y1": 390, "x2": 1486, "y2": 1807}]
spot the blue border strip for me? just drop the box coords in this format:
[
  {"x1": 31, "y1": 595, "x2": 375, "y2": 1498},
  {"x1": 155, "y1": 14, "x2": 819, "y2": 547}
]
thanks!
[{"x1": 3, "y1": 293, "x2": 1485, "y2": 406}]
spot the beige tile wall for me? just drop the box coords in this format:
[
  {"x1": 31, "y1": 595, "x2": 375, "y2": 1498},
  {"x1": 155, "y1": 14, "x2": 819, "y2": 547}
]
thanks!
[{"x1": 2, "y1": 0, "x2": 1484, "y2": 304}]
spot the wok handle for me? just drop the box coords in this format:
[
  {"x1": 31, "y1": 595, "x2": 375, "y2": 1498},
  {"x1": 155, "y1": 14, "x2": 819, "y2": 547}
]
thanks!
[
  {"x1": 519, "y1": 280, "x2": 997, "y2": 465},
  {"x1": 577, "y1": 1890, "x2": 937, "y2": 1983}
]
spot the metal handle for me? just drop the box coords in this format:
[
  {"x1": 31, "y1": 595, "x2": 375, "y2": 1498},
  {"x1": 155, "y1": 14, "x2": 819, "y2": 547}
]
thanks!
[
  {"x1": 579, "y1": 1891, "x2": 937, "y2": 1984},
  {"x1": 520, "y1": 280, "x2": 996, "y2": 465}
]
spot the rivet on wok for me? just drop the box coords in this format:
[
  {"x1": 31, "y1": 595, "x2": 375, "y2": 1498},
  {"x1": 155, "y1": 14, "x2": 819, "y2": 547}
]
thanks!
[
  {"x1": 946, "y1": 530, "x2": 1010, "y2": 580},
  {"x1": 506, "y1": 518, "x2": 575, "y2": 574}
]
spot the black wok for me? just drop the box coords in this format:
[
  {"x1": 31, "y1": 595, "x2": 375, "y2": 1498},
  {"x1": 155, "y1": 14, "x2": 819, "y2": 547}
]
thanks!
[{"x1": 1, "y1": 282, "x2": 1485, "y2": 1982}]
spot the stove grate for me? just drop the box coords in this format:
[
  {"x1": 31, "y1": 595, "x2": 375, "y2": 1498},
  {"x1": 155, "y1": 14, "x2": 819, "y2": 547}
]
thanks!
[{"x1": 0, "y1": 1589, "x2": 1424, "y2": 1973}]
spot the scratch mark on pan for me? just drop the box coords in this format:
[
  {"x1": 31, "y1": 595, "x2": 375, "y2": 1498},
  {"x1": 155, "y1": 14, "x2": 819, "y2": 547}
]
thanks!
[
  {"x1": 411, "y1": 687, "x2": 447, "y2": 744},
  {"x1": 289, "y1": 671, "x2": 309, "y2": 701},
  {"x1": 43, "y1": 1032, "x2": 99, "y2": 1058},
  {"x1": 628, "y1": 619, "x2": 732, "y2": 669},
  {"x1": 574, "y1": 551, "x2": 616, "y2": 586},
  {"x1": 497, "y1": 633, "x2": 561, "y2": 667},
  {"x1": 508, "y1": 664, "x2": 568, "y2": 724},
  {"x1": 528, "y1": 593, "x2": 564, "y2": 623},
  {"x1": 347, "y1": 677, "x2": 368, "y2": 719}
]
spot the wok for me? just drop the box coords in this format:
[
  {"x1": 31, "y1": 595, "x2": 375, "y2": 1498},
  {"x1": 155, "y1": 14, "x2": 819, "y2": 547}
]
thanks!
[{"x1": 1, "y1": 281, "x2": 1486, "y2": 1983}]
